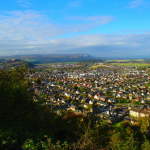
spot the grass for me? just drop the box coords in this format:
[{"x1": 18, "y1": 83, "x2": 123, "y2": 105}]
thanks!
[
  {"x1": 37, "y1": 62, "x2": 79, "y2": 66},
  {"x1": 113, "y1": 122, "x2": 123, "y2": 128},
  {"x1": 23, "y1": 58, "x2": 37, "y2": 62},
  {"x1": 90, "y1": 63, "x2": 110, "y2": 69},
  {"x1": 106, "y1": 59, "x2": 145, "y2": 63},
  {"x1": 111, "y1": 63, "x2": 150, "y2": 67}
]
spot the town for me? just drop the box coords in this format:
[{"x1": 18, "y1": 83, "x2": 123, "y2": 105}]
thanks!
[{"x1": 27, "y1": 62, "x2": 150, "y2": 124}]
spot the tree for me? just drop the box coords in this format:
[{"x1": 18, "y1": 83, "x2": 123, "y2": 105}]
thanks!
[{"x1": 141, "y1": 139, "x2": 150, "y2": 150}]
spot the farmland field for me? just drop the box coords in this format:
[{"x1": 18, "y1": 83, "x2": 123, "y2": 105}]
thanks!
[{"x1": 110, "y1": 63, "x2": 150, "y2": 67}]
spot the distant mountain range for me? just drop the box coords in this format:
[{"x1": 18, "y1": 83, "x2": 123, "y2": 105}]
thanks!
[
  {"x1": 0, "y1": 54, "x2": 102, "y2": 64},
  {"x1": 1, "y1": 54, "x2": 150, "y2": 67}
]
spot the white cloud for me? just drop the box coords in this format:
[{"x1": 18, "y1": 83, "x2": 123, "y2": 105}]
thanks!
[
  {"x1": 1, "y1": 33, "x2": 150, "y2": 57},
  {"x1": 65, "y1": 16, "x2": 114, "y2": 32},
  {"x1": 17, "y1": 0, "x2": 32, "y2": 8},
  {"x1": 0, "y1": 11, "x2": 64, "y2": 42},
  {"x1": 0, "y1": 10, "x2": 136, "y2": 57},
  {"x1": 49, "y1": 34, "x2": 150, "y2": 58},
  {"x1": 67, "y1": 16, "x2": 113, "y2": 23},
  {"x1": 68, "y1": 0, "x2": 82, "y2": 8},
  {"x1": 0, "y1": 10, "x2": 113, "y2": 41},
  {"x1": 128, "y1": 0, "x2": 143, "y2": 8}
]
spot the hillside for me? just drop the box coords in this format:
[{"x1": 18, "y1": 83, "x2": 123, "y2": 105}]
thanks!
[
  {"x1": 0, "y1": 59, "x2": 34, "y2": 69},
  {"x1": 3, "y1": 54, "x2": 102, "y2": 64}
]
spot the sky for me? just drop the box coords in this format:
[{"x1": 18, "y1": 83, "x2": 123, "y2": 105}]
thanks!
[{"x1": 0, "y1": 0, "x2": 150, "y2": 57}]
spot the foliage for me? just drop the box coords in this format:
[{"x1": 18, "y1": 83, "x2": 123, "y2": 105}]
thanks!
[
  {"x1": 141, "y1": 139, "x2": 150, "y2": 150},
  {"x1": 0, "y1": 67, "x2": 150, "y2": 150}
]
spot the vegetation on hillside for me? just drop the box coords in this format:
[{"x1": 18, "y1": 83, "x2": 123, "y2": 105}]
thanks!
[{"x1": 0, "y1": 67, "x2": 150, "y2": 150}]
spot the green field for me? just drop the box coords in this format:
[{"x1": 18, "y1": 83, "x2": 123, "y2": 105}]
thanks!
[
  {"x1": 90, "y1": 63, "x2": 110, "y2": 69},
  {"x1": 106, "y1": 59, "x2": 145, "y2": 63},
  {"x1": 111, "y1": 63, "x2": 150, "y2": 67},
  {"x1": 23, "y1": 58, "x2": 37, "y2": 63}
]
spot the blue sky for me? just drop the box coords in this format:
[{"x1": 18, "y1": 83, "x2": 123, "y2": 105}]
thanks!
[{"x1": 0, "y1": 0, "x2": 150, "y2": 57}]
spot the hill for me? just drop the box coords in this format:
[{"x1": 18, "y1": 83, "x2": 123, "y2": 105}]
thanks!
[
  {"x1": 3, "y1": 54, "x2": 102, "y2": 64},
  {"x1": 0, "y1": 59, "x2": 34, "y2": 69}
]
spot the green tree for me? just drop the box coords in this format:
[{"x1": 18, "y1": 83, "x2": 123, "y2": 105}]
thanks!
[{"x1": 141, "y1": 139, "x2": 150, "y2": 150}]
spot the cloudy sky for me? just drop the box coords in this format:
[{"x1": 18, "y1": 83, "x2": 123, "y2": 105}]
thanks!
[{"x1": 0, "y1": 0, "x2": 150, "y2": 57}]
